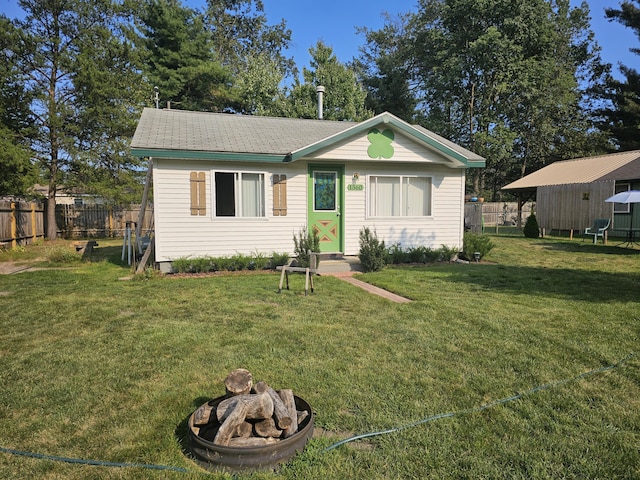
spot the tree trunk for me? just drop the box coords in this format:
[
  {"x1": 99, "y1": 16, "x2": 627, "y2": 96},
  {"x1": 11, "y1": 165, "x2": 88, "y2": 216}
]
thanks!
[
  {"x1": 46, "y1": 193, "x2": 57, "y2": 240},
  {"x1": 227, "y1": 437, "x2": 279, "y2": 447},
  {"x1": 192, "y1": 403, "x2": 216, "y2": 426},
  {"x1": 214, "y1": 393, "x2": 274, "y2": 446}
]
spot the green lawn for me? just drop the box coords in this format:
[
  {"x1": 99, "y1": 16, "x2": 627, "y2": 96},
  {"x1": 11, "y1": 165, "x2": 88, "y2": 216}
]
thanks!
[{"x1": 0, "y1": 236, "x2": 638, "y2": 479}]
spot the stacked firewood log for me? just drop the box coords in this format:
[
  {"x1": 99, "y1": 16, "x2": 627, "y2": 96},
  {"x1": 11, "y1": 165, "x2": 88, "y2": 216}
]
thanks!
[{"x1": 191, "y1": 368, "x2": 310, "y2": 447}]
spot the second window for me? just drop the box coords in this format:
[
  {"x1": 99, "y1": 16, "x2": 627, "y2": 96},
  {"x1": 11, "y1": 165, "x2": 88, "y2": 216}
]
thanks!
[{"x1": 369, "y1": 175, "x2": 432, "y2": 217}]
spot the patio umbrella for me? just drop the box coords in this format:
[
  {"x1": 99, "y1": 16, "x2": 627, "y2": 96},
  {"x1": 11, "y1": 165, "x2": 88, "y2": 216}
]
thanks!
[
  {"x1": 605, "y1": 190, "x2": 640, "y2": 205},
  {"x1": 605, "y1": 190, "x2": 640, "y2": 243}
]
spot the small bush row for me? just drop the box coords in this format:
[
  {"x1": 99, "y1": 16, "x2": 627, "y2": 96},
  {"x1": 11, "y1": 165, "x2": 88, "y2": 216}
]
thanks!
[
  {"x1": 171, "y1": 251, "x2": 289, "y2": 274},
  {"x1": 358, "y1": 228, "x2": 494, "y2": 272}
]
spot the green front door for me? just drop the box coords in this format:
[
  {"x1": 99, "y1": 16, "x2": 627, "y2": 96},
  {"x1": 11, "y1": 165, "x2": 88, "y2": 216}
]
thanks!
[{"x1": 309, "y1": 166, "x2": 343, "y2": 253}]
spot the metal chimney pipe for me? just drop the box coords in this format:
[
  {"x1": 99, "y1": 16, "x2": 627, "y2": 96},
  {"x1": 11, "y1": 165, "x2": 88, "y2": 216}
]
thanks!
[{"x1": 316, "y1": 85, "x2": 325, "y2": 120}]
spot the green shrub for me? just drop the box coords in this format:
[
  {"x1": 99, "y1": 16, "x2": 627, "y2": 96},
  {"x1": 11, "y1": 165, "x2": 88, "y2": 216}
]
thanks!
[
  {"x1": 293, "y1": 226, "x2": 320, "y2": 268},
  {"x1": 270, "y1": 252, "x2": 290, "y2": 269},
  {"x1": 358, "y1": 227, "x2": 387, "y2": 272},
  {"x1": 250, "y1": 251, "x2": 270, "y2": 270},
  {"x1": 437, "y1": 245, "x2": 459, "y2": 262},
  {"x1": 47, "y1": 245, "x2": 81, "y2": 263},
  {"x1": 523, "y1": 213, "x2": 540, "y2": 238},
  {"x1": 462, "y1": 233, "x2": 494, "y2": 261},
  {"x1": 407, "y1": 246, "x2": 427, "y2": 263},
  {"x1": 173, "y1": 251, "x2": 290, "y2": 273},
  {"x1": 387, "y1": 243, "x2": 409, "y2": 264},
  {"x1": 171, "y1": 256, "x2": 216, "y2": 273}
]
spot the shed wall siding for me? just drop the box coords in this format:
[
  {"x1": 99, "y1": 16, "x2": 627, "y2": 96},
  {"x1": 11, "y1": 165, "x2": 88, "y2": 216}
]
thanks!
[{"x1": 537, "y1": 181, "x2": 615, "y2": 231}]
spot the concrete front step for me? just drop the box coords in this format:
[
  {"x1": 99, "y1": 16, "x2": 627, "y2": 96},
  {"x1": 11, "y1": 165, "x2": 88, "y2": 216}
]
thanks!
[{"x1": 316, "y1": 256, "x2": 363, "y2": 275}]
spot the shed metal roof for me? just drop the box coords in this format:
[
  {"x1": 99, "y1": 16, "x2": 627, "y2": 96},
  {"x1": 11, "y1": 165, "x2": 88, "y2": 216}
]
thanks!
[
  {"x1": 130, "y1": 108, "x2": 485, "y2": 167},
  {"x1": 502, "y1": 150, "x2": 640, "y2": 191}
]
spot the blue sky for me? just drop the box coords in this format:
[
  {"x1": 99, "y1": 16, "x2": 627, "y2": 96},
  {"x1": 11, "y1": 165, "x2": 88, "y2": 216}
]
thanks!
[{"x1": 0, "y1": 0, "x2": 637, "y2": 79}]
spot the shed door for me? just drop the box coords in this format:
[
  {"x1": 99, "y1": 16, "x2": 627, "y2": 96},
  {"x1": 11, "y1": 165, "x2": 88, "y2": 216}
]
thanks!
[{"x1": 308, "y1": 166, "x2": 343, "y2": 253}]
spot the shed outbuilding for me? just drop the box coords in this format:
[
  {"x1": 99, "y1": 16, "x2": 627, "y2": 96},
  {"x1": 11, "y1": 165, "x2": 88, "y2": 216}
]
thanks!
[
  {"x1": 131, "y1": 108, "x2": 485, "y2": 271},
  {"x1": 502, "y1": 150, "x2": 640, "y2": 235}
]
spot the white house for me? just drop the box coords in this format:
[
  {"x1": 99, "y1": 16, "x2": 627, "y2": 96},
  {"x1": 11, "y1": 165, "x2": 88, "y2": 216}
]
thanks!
[{"x1": 130, "y1": 108, "x2": 485, "y2": 272}]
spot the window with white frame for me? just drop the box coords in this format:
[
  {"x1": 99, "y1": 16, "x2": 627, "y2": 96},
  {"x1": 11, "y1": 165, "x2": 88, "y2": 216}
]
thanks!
[
  {"x1": 614, "y1": 183, "x2": 631, "y2": 214},
  {"x1": 368, "y1": 175, "x2": 432, "y2": 217},
  {"x1": 213, "y1": 171, "x2": 265, "y2": 217}
]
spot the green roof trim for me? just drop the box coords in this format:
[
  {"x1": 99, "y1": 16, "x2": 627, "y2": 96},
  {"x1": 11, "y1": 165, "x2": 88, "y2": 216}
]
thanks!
[
  {"x1": 288, "y1": 112, "x2": 485, "y2": 168},
  {"x1": 131, "y1": 148, "x2": 288, "y2": 163}
]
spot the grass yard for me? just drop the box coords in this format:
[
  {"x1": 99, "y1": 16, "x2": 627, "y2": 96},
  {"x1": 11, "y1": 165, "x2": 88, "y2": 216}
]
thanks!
[{"x1": 0, "y1": 235, "x2": 638, "y2": 479}]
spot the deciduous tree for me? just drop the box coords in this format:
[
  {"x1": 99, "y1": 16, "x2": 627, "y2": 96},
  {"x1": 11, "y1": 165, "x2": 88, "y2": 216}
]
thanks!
[{"x1": 360, "y1": 0, "x2": 608, "y2": 199}]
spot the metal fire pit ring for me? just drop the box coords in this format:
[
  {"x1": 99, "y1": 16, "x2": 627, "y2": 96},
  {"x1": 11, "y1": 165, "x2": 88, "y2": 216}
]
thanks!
[{"x1": 187, "y1": 395, "x2": 314, "y2": 472}]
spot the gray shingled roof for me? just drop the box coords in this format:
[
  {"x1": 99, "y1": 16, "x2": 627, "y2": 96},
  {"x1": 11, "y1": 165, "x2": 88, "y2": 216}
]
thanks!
[
  {"x1": 130, "y1": 108, "x2": 485, "y2": 168},
  {"x1": 131, "y1": 108, "x2": 357, "y2": 155}
]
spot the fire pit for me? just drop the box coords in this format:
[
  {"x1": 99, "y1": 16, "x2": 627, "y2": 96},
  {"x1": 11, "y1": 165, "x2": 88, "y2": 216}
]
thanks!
[{"x1": 187, "y1": 369, "x2": 314, "y2": 472}]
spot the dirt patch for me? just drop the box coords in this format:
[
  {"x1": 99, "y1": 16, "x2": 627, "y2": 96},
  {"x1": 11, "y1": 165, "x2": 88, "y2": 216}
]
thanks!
[{"x1": 0, "y1": 262, "x2": 34, "y2": 275}]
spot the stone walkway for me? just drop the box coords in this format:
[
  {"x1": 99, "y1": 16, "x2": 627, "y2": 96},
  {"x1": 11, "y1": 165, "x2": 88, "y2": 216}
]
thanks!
[
  {"x1": 319, "y1": 260, "x2": 412, "y2": 303},
  {"x1": 337, "y1": 275, "x2": 412, "y2": 303}
]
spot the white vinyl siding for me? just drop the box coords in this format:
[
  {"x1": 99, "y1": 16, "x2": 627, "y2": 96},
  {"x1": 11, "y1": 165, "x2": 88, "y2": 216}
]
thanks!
[
  {"x1": 308, "y1": 129, "x2": 461, "y2": 166},
  {"x1": 153, "y1": 157, "x2": 466, "y2": 263},
  {"x1": 342, "y1": 163, "x2": 464, "y2": 254},
  {"x1": 153, "y1": 160, "x2": 308, "y2": 262}
]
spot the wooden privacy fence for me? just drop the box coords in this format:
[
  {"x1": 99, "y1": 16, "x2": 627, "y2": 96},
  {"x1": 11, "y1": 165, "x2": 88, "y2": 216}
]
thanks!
[
  {"x1": 56, "y1": 204, "x2": 153, "y2": 238},
  {"x1": 465, "y1": 201, "x2": 534, "y2": 233},
  {"x1": 0, "y1": 200, "x2": 45, "y2": 248}
]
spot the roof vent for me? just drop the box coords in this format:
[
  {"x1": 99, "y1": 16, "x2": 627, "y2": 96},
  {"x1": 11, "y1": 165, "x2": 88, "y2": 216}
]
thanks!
[{"x1": 316, "y1": 85, "x2": 325, "y2": 120}]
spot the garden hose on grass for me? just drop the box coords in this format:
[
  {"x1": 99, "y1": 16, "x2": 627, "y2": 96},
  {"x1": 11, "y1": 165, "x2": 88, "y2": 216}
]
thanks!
[
  {"x1": 0, "y1": 353, "x2": 634, "y2": 471},
  {"x1": 0, "y1": 446, "x2": 188, "y2": 472},
  {"x1": 323, "y1": 352, "x2": 636, "y2": 452}
]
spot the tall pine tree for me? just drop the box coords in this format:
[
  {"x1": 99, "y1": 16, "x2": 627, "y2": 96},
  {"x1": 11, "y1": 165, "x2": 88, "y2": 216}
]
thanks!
[
  {"x1": 285, "y1": 42, "x2": 372, "y2": 122},
  {"x1": 11, "y1": 0, "x2": 140, "y2": 238},
  {"x1": 600, "y1": 0, "x2": 640, "y2": 151},
  {"x1": 0, "y1": 15, "x2": 36, "y2": 196},
  {"x1": 137, "y1": 0, "x2": 234, "y2": 112}
]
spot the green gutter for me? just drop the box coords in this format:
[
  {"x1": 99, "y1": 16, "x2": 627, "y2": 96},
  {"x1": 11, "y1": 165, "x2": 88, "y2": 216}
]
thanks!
[{"x1": 130, "y1": 148, "x2": 289, "y2": 163}]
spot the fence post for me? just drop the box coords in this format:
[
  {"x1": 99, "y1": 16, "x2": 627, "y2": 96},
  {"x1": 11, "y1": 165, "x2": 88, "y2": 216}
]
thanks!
[
  {"x1": 10, "y1": 202, "x2": 17, "y2": 249},
  {"x1": 31, "y1": 203, "x2": 37, "y2": 241},
  {"x1": 108, "y1": 206, "x2": 114, "y2": 237}
]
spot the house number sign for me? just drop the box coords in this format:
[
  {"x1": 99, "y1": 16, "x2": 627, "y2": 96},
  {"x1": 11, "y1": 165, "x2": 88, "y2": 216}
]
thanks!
[{"x1": 347, "y1": 184, "x2": 363, "y2": 191}]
